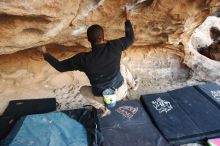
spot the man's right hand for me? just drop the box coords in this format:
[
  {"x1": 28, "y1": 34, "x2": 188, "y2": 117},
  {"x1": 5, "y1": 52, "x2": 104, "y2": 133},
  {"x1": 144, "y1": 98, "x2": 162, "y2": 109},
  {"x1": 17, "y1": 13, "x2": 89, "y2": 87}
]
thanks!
[{"x1": 37, "y1": 46, "x2": 47, "y2": 54}]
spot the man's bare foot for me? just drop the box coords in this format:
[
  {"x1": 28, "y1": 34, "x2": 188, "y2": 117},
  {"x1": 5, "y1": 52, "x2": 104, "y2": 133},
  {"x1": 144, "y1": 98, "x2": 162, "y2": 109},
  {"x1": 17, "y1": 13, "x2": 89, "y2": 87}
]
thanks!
[{"x1": 99, "y1": 107, "x2": 111, "y2": 118}]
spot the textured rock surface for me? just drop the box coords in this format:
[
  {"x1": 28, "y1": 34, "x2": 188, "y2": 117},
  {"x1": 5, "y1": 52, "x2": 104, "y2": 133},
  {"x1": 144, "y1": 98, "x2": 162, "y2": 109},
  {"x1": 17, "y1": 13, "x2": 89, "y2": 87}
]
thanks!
[{"x1": 0, "y1": 0, "x2": 216, "y2": 54}]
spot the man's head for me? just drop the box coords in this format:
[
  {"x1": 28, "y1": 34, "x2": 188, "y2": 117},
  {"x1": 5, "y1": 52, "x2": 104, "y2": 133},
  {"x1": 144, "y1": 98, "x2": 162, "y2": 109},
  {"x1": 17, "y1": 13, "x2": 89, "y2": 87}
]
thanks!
[
  {"x1": 87, "y1": 24, "x2": 104, "y2": 44},
  {"x1": 210, "y1": 27, "x2": 220, "y2": 41}
]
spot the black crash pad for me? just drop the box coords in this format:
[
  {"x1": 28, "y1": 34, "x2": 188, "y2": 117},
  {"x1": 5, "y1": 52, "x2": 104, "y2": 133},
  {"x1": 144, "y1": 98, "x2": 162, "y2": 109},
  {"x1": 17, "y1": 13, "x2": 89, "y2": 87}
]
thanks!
[
  {"x1": 99, "y1": 100, "x2": 169, "y2": 146},
  {"x1": 141, "y1": 85, "x2": 220, "y2": 145},
  {"x1": 195, "y1": 82, "x2": 220, "y2": 108}
]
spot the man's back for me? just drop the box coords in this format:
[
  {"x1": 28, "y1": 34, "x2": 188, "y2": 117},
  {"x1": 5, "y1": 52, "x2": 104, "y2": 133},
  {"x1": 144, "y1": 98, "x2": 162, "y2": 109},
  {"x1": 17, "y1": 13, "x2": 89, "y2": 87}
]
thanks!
[
  {"x1": 76, "y1": 26, "x2": 134, "y2": 94},
  {"x1": 80, "y1": 39, "x2": 128, "y2": 83}
]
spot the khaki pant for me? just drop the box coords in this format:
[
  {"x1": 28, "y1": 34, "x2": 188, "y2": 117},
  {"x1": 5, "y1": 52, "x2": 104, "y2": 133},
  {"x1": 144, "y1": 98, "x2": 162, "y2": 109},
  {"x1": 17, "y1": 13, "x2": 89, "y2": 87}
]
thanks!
[{"x1": 80, "y1": 64, "x2": 136, "y2": 109}]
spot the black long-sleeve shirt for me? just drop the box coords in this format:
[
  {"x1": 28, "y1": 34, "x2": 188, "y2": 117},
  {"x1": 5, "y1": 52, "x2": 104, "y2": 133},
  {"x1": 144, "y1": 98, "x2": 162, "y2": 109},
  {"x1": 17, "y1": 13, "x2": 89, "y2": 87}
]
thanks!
[{"x1": 44, "y1": 20, "x2": 134, "y2": 96}]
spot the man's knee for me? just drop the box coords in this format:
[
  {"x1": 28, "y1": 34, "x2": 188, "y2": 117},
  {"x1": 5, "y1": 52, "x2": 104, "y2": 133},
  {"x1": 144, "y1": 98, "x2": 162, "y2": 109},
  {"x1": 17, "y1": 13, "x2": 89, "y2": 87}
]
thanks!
[
  {"x1": 120, "y1": 64, "x2": 126, "y2": 77},
  {"x1": 116, "y1": 83, "x2": 128, "y2": 101},
  {"x1": 80, "y1": 86, "x2": 93, "y2": 97}
]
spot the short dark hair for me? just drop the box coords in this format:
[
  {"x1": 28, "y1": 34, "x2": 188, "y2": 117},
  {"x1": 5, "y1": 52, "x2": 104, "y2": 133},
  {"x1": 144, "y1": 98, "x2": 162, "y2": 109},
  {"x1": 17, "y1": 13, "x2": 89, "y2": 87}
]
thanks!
[
  {"x1": 87, "y1": 24, "x2": 104, "y2": 44},
  {"x1": 210, "y1": 27, "x2": 220, "y2": 41}
]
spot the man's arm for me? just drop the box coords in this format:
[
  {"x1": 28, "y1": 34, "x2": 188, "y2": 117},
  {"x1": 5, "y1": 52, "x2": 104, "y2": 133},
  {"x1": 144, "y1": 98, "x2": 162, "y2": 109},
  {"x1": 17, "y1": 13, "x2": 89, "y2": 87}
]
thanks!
[
  {"x1": 38, "y1": 46, "x2": 74, "y2": 72},
  {"x1": 118, "y1": 7, "x2": 135, "y2": 51},
  {"x1": 124, "y1": 20, "x2": 134, "y2": 45}
]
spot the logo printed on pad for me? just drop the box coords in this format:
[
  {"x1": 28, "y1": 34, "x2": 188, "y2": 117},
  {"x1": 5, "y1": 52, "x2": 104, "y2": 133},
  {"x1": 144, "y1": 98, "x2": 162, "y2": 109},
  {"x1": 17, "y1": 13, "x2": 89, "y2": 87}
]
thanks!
[
  {"x1": 152, "y1": 97, "x2": 173, "y2": 113},
  {"x1": 210, "y1": 90, "x2": 220, "y2": 101},
  {"x1": 116, "y1": 106, "x2": 138, "y2": 119}
]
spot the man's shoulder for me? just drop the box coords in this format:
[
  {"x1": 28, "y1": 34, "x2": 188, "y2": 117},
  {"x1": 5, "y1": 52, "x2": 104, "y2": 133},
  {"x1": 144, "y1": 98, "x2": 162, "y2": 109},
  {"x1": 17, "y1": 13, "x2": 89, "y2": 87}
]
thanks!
[
  {"x1": 68, "y1": 52, "x2": 88, "y2": 60},
  {"x1": 108, "y1": 38, "x2": 122, "y2": 43},
  {"x1": 107, "y1": 38, "x2": 124, "y2": 46},
  {"x1": 75, "y1": 51, "x2": 90, "y2": 56}
]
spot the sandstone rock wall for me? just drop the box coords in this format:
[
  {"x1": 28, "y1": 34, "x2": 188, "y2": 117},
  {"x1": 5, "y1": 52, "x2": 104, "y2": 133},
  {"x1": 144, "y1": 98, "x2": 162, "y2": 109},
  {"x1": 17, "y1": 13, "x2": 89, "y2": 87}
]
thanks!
[{"x1": 0, "y1": 0, "x2": 215, "y2": 54}]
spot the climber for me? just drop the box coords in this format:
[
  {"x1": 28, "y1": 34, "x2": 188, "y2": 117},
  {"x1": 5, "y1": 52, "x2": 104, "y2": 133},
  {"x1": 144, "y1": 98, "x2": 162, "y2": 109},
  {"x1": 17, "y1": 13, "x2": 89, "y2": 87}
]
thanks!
[
  {"x1": 199, "y1": 27, "x2": 220, "y2": 61},
  {"x1": 38, "y1": 7, "x2": 138, "y2": 117}
]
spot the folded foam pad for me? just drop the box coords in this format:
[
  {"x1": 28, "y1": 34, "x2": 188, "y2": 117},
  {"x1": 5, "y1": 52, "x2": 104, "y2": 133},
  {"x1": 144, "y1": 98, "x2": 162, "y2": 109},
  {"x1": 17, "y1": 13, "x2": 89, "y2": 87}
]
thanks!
[
  {"x1": 141, "y1": 86, "x2": 220, "y2": 145},
  {"x1": 99, "y1": 100, "x2": 169, "y2": 146},
  {"x1": 195, "y1": 83, "x2": 220, "y2": 108},
  {"x1": 63, "y1": 107, "x2": 103, "y2": 146},
  {"x1": 0, "y1": 98, "x2": 56, "y2": 140}
]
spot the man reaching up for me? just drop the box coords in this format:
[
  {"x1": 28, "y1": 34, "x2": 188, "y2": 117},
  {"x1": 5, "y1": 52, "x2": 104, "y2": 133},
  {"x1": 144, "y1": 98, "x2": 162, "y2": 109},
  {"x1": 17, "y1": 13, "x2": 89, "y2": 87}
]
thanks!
[{"x1": 39, "y1": 7, "x2": 138, "y2": 117}]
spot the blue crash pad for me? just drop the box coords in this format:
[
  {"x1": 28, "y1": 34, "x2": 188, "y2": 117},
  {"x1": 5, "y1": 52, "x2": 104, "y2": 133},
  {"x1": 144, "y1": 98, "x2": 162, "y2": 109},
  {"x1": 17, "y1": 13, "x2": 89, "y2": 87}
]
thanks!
[{"x1": 2, "y1": 112, "x2": 88, "y2": 146}]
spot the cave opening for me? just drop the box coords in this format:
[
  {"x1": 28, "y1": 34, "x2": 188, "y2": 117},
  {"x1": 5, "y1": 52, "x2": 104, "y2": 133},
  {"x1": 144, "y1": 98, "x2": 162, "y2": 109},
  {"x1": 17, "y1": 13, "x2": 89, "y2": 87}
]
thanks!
[{"x1": 191, "y1": 15, "x2": 220, "y2": 61}]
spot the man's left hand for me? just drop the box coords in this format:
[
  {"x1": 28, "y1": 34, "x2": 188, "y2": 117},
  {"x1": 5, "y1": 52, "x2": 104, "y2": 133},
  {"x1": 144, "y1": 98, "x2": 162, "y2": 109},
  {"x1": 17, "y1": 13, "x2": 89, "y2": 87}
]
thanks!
[{"x1": 37, "y1": 46, "x2": 47, "y2": 54}]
